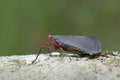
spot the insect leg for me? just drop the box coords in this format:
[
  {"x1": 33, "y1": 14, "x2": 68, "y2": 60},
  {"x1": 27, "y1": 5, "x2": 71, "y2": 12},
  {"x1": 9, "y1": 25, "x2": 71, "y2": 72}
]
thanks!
[
  {"x1": 32, "y1": 48, "x2": 42, "y2": 63},
  {"x1": 59, "y1": 47, "x2": 72, "y2": 60},
  {"x1": 59, "y1": 47, "x2": 66, "y2": 53},
  {"x1": 46, "y1": 41, "x2": 54, "y2": 56}
]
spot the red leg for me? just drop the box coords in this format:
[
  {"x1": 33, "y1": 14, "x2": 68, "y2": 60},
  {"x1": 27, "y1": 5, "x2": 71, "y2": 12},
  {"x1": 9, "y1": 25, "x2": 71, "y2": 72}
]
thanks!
[
  {"x1": 32, "y1": 35, "x2": 60, "y2": 63},
  {"x1": 41, "y1": 45, "x2": 57, "y2": 50}
]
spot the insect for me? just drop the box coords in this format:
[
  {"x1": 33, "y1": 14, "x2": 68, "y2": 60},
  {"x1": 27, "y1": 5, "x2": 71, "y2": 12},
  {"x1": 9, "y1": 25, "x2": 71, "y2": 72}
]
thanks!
[{"x1": 32, "y1": 34, "x2": 101, "y2": 63}]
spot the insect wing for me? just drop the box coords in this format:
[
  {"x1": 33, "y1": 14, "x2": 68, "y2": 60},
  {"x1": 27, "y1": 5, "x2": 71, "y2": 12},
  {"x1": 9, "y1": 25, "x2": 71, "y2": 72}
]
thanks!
[{"x1": 53, "y1": 35, "x2": 101, "y2": 55}]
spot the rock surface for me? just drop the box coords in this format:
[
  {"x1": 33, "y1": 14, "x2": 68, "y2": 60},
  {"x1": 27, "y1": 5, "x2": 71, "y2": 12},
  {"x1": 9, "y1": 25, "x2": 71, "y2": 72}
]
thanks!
[{"x1": 0, "y1": 51, "x2": 120, "y2": 80}]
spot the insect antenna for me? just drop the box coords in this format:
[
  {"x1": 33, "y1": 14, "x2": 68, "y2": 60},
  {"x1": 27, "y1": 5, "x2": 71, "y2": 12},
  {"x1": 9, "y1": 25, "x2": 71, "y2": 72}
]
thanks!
[{"x1": 32, "y1": 48, "x2": 42, "y2": 63}]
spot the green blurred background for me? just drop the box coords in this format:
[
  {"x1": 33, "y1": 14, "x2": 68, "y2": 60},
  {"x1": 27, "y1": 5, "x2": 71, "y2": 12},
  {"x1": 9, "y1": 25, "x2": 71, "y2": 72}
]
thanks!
[{"x1": 0, "y1": 0, "x2": 120, "y2": 56}]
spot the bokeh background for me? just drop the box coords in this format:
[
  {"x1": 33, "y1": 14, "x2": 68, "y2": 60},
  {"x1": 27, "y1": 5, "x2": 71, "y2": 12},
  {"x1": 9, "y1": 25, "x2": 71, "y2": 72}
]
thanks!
[{"x1": 0, "y1": 0, "x2": 120, "y2": 56}]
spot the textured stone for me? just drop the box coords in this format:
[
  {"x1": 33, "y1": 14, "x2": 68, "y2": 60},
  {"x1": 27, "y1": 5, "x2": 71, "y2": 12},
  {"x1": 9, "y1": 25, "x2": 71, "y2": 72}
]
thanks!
[{"x1": 0, "y1": 52, "x2": 119, "y2": 80}]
